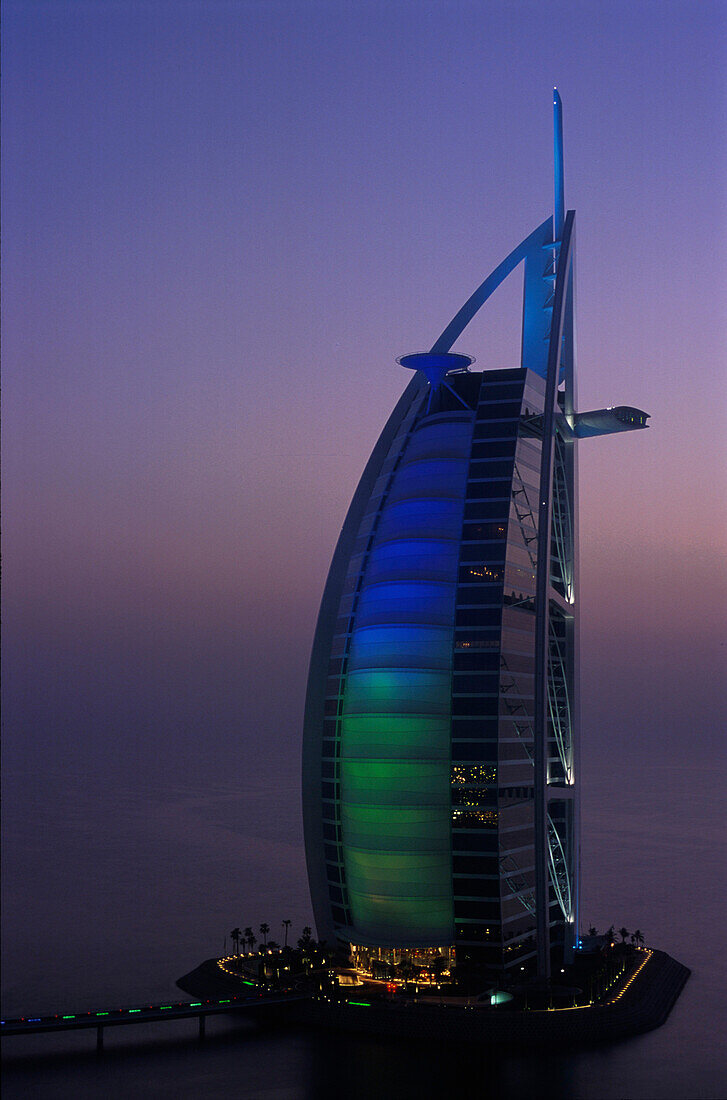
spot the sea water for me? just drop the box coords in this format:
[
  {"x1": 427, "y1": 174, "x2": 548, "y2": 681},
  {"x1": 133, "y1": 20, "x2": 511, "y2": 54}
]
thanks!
[{"x1": 2, "y1": 758, "x2": 725, "y2": 1099}]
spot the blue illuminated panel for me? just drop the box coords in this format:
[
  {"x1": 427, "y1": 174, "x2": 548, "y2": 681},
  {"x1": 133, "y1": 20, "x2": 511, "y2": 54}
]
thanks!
[{"x1": 340, "y1": 412, "x2": 475, "y2": 945}]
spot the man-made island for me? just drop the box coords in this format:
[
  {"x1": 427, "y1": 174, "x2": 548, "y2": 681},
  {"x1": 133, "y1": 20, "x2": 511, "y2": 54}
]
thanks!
[{"x1": 177, "y1": 926, "x2": 689, "y2": 1045}]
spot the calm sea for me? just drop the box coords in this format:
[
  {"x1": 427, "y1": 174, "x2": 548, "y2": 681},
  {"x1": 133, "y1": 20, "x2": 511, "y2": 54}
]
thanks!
[{"x1": 2, "y1": 757, "x2": 725, "y2": 1099}]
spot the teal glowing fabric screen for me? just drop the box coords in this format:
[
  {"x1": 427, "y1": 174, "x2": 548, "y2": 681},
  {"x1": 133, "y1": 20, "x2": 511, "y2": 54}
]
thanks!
[{"x1": 340, "y1": 412, "x2": 475, "y2": 945}]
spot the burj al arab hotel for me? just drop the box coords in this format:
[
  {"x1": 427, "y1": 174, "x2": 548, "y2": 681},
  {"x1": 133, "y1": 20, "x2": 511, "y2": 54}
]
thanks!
[{"x1": 302, "y1": 92, "x2": 649, "y2": 980}]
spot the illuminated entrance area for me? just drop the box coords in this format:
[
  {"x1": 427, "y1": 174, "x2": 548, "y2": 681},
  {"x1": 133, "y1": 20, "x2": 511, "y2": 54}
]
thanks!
[{"x1": 350, "y1": 944, "x2": 455, "y2": 985}]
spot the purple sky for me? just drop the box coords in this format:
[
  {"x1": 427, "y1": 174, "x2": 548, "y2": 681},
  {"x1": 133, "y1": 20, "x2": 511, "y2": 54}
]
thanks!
[{"x1": 3, "y1": 0, "x2": 726, "y2": 787}]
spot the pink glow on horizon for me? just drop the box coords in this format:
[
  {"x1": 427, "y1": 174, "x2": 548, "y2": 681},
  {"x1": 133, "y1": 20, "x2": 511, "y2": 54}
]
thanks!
[{"x1": 3, "y1": 0, "x2": 726, "y2": 781}]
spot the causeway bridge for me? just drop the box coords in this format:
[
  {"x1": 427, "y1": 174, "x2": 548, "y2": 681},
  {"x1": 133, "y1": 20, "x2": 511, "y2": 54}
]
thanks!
[{"x1": 1, "y1": 990, "x2": 307, "y2": 1051}]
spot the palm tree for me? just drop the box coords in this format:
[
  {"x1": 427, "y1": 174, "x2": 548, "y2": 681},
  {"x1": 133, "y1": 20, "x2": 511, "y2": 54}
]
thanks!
[
  {"x1": 266, "y1": 940, "x2": 280, "y2": 952},
  {"x1": 633, "y1": 928, "x2": 645, "y2": 949},
  {"x1": 618, "y1": 926, "x2": 629, "y2": 944},
  {"x1": 260, "y1": 922, "x2": 270, "y2": 947},
  {"x1": 230, "y1": 927, "x2": 242, "y2": 955},
  {"x1": 246, "y1": 929, "x2": 257, "y2": 954},
  {"x1": 282, "y1": 919, "x2": 292, "y2": 948},
  {"x1": 432, "y1": 955, "x2": 448, "y2": 981},
  {"x1": 398, "y1": 959, "x2": 416, "y2": 985},
  {"x1": 298, "y1": 926, "x2": 312, "y2": 949},
  {"x1": 243, "y1": 927, "x2": 254, "y2": 954}
]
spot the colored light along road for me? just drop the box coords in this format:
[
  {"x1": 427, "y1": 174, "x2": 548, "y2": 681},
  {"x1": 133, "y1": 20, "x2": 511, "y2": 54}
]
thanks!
[{"x1": 1, "y1": 990, "x2": 308, "y2": 1050}]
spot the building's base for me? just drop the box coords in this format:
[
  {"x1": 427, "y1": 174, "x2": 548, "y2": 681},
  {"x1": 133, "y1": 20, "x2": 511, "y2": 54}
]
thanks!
[
  {"x1": 293, "y1": 951, "x2": 688, "y2": 1044},
  {"x1": 177, "y1": 949, "x2": 689, "y2": 1046}
]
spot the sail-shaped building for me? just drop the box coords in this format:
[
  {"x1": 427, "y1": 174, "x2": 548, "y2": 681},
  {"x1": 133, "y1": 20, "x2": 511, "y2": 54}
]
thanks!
[{"x1": 302, "y1": 92, "x2": 648, "y2": 980}]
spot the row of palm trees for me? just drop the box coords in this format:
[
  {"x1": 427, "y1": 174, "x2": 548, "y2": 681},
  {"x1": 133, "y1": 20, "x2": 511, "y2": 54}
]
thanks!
[
  {"x1": 228, "y1": 920, "x2": 301, "y2": 956},
  {"x1": 587, "y1": 924, "x2": 645, "y2": 948}
]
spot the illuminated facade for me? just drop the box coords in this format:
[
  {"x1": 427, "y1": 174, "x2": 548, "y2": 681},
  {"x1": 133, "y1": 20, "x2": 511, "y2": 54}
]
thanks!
[{"x1": 302, "y1": 92, "x2": 648, "y2": 978}]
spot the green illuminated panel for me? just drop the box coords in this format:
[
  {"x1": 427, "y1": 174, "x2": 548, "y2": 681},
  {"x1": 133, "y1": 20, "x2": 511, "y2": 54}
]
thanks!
[
  {"x1": 342, "y1": 761, "x2": 449, "y2": 806},
  {"x1": 341, "y1": 805, "x2": 451, "y2": 846},
  {"x1": 345, "y1": 849, "x2": 452, "y2": 892},
  {"x1": 345, "y1": 670, "x2": 451, "y2": 714},
  {"x1": 340, "y1": 414, "x2": 474, "y2": 946},
  {"x1": 340, "y1": 714, "x2": 451, "y2": 759}
]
